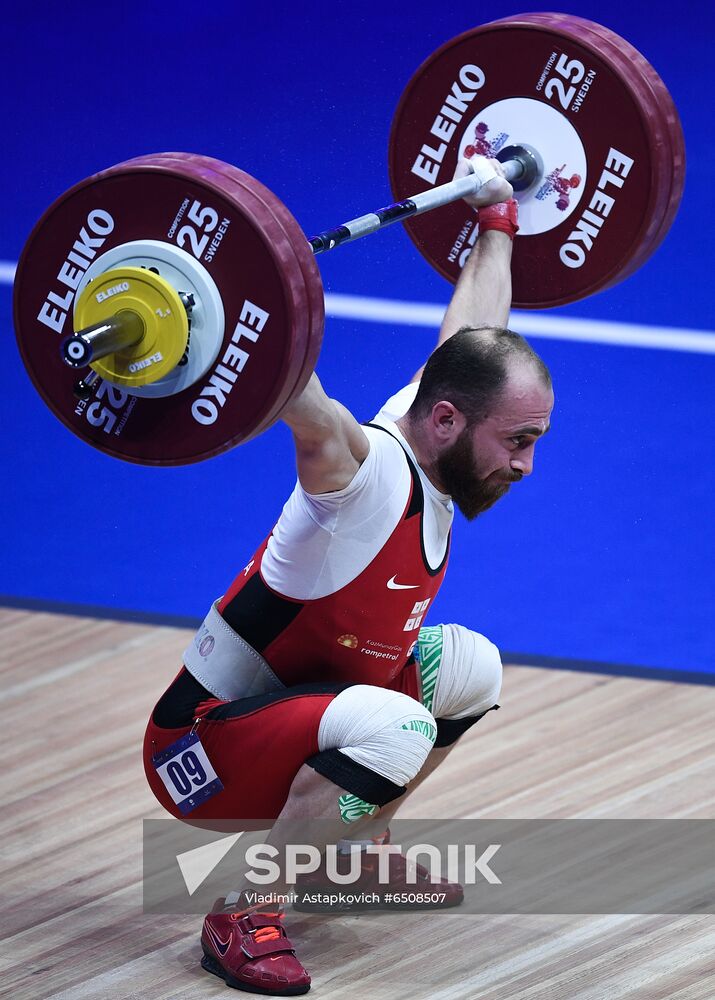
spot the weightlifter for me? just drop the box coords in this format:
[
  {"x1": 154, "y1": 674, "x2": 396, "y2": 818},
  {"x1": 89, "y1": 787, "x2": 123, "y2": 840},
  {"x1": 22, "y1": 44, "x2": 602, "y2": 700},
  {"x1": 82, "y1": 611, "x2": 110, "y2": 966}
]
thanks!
[{"x1": 144, "y1": 155, "x2": 554, "y2": 996}]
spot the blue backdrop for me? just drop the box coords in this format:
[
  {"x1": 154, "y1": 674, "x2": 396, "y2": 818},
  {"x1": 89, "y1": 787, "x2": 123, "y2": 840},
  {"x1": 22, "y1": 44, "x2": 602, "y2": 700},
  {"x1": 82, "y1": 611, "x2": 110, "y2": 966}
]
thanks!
[{"x1": 3, "y1": 0, "x2": 714, "y2": 677}]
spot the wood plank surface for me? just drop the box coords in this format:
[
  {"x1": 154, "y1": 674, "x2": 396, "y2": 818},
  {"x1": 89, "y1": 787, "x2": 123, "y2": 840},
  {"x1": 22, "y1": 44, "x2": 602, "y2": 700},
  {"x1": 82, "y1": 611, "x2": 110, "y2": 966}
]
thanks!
[{"x1": 1, "y1": 608, "x2": 713, "y2": 1000}]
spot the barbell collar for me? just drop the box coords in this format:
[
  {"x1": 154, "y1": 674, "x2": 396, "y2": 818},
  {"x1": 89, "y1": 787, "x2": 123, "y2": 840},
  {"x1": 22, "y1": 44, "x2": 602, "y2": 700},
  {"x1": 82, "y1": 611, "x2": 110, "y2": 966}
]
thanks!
[
  {"x1": 496, "y1": 145, "x2": 542, "y2": 192},
  {"x1": 72, "y1": 369, "x2": 100, "y2": 402},
  {"x1": 308, "y1": 157, "x2": 525, "y2": 255},
  {"x1": 61, "y1": 311, "x2": 145, "y2": 368}
]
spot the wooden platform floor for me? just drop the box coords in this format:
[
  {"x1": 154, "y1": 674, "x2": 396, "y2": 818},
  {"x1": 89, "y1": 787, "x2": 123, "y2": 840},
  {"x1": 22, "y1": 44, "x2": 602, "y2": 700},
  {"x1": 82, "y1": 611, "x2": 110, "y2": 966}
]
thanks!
[{"x1": 2, "y1": 608, "x2": 714, "y2": 999}]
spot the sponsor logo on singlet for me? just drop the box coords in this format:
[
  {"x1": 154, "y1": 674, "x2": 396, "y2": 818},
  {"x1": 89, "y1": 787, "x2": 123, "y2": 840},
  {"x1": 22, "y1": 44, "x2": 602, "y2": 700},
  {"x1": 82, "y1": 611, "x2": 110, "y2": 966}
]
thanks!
[
  {"x1": 337, "y1": 634, "x2": 359, "y2": 649},
  {"x1": 361, "y1": 638, "x2": 403, "y2": 661}
]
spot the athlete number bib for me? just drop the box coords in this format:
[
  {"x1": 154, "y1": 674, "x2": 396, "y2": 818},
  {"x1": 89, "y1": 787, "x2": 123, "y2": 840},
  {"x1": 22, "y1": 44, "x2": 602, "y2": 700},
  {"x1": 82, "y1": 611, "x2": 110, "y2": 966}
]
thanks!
[{"x1": 151, "y1": 731, "x2": 223, "y2": 815}]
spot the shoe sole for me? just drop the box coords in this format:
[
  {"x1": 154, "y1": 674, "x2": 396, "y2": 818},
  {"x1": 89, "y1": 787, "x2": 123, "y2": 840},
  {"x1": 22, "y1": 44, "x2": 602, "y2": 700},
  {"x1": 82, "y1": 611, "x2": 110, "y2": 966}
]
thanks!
[{"x1": 201, "y1": 949, "x2": 310, "y2": 996}]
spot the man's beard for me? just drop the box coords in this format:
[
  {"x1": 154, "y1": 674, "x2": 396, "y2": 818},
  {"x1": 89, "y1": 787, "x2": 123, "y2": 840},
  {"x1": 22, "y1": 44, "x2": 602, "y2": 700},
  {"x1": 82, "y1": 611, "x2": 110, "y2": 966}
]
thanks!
[{"x1": 436, "y1": 429, "x2": 518, "y2": 521}]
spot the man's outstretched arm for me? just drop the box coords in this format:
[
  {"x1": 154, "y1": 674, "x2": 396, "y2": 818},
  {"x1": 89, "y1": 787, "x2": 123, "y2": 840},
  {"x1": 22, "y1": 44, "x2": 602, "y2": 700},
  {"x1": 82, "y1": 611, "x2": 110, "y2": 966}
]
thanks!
[
  {"x1": 438, "y1": 228, "x2": 514, "y2": 341},
  {"x1": 281, "y1": 373, "x2": 369, "y2": 495},
  {"x1": 411, "y1": 157, "x2": 515, "y2": 383},
  {"x1": 281, "y1": 156, "x2": 513, "y2": 490}
]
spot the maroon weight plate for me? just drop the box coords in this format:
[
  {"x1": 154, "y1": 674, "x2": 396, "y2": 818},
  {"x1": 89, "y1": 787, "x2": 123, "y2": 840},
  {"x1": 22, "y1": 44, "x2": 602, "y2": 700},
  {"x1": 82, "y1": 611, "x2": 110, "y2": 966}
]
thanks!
[
  {"x1": 545, "y1": 16, "x2": 685, "y2": 289},
  {"x1": 137, "y1": 153, "x2": 324, "y2": 441},
  {"x1": 13, "y1": 153, "x2": 324, "y2": 465},
  {"x1": 515, "y1": 14, "x2": 685, "y2": 293},
  {"x1": 196, "y1": 158, "x2": 324, "y2": 432},
  {"x1": 388, "y1": 13, "x2": 685, "y2": 309}
]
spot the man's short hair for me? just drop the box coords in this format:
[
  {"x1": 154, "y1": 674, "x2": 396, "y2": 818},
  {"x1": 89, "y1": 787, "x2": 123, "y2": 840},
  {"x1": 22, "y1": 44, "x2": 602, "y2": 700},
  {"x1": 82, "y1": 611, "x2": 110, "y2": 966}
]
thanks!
[{"x1": 408, "y1": 326, "x2": 551, "y2": 426}]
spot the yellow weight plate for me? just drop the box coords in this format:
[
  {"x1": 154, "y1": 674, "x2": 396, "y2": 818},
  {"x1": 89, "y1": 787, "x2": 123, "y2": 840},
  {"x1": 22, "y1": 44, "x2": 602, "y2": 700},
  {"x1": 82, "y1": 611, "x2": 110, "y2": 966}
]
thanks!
[{"x1": 74, "y1": 266, "x2": 189, "y2": 386}]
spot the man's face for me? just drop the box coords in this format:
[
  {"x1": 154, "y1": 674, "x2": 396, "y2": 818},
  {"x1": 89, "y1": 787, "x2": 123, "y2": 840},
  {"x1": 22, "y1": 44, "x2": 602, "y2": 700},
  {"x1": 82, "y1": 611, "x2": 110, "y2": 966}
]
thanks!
[{"x1": 437, "y1": 369, "x2": 554, "y2": 521}]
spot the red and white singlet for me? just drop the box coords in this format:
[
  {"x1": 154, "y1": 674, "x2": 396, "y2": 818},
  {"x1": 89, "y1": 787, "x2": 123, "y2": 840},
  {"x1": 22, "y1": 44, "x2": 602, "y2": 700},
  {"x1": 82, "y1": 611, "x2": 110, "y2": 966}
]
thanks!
[{"x1": 213, "y1": 385, "x2": 455, "y2": 689}]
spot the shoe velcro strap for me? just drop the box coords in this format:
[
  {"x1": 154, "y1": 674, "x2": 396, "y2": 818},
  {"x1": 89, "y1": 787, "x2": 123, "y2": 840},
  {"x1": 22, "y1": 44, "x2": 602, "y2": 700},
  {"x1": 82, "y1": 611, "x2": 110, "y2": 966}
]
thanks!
[
  {"x1": 241, "y1": 935, "x2": 296, "y2": 959},
  {"x1": 239, "y1": 912, "x2": 282, "y2": 931}
]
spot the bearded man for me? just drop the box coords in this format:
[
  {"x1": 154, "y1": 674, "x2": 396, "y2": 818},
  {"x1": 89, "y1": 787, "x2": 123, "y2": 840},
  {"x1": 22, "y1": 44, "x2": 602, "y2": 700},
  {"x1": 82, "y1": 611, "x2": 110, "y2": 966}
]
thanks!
[{"x1": 144, "y1": 155, "x2": 554, "y2": 996}]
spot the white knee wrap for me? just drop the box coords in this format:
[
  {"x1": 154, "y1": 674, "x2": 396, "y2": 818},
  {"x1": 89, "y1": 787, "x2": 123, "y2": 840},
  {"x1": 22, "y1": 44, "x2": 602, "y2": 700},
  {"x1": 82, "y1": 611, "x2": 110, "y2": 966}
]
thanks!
[
  {"x1": 417, "y1": 624, "x2": 502, "y2": 720},
  {"x1": 318, "y1": 686, "x2": 437, "y2": 787}
]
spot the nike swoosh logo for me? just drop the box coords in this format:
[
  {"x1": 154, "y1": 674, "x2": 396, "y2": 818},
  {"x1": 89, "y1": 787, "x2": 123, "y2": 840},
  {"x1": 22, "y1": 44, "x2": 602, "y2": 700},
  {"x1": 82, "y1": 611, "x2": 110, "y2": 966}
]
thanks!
[
  {"x1": 387, "y1": 576, "x2": 419, "y2": 590},
  {"x1": 205, "y1": 922, "x2": 231, "y2": 957},
  {"x1": 215, "y1": 936, "x2": 231, "y2": 958}
]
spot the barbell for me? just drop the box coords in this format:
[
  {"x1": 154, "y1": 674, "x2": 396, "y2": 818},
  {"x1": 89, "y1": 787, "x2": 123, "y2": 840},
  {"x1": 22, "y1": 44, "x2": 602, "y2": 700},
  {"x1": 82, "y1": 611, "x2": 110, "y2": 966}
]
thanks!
[{"x1": 13, "y1": 12, "x2": 685, "y2": 466}]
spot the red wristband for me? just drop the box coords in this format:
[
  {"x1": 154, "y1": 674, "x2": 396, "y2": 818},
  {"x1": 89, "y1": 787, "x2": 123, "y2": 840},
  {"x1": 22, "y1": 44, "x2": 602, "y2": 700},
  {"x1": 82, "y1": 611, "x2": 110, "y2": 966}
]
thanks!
[{"x1": 477, "y1": 198, "x2": 519, "y2": 239}]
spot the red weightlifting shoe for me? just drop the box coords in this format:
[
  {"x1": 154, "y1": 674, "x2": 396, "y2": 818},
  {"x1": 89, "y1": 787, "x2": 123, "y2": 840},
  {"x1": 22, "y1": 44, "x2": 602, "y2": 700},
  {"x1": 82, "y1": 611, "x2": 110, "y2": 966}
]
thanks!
[
  {"x1": 477, "y1": 198, "x2": 519, "y2": 239},
  {"x1": 201, "y1": 898, "x2": 311, "y2": 996},
  {"x1": 293, "y1": 830, "x2": 463, "y2": 912}
]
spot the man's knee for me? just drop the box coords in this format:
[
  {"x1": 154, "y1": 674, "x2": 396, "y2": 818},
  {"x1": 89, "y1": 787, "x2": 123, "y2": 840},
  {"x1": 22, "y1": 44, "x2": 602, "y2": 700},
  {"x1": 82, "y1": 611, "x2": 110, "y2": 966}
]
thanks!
[
  {"x1": 417, "y1": 624, "x2": 502, "y2": 746},
  {"x1": 305, "y1": 686, "x2": 437, "y2": 808}
]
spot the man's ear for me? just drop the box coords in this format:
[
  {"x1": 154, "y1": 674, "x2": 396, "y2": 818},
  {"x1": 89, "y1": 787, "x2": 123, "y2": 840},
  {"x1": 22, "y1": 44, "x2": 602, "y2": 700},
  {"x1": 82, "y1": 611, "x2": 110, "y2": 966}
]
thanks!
[{"x1": 431, "y1": 401, "x2": 466, "y2": 441}]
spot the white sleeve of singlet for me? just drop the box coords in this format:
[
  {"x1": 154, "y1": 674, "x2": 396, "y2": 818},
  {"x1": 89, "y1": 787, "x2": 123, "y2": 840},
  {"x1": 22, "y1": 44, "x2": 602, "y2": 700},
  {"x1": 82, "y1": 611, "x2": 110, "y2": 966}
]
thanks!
[
  {"x1": 261, "y1": 425, "x2": 411, "y2": 599},
  {"x1": 296, "y1": 423, "x2": 404, "y2": 517},
  {"x1": 374, "y1": 383, "x2": 419, "y2": 423}
]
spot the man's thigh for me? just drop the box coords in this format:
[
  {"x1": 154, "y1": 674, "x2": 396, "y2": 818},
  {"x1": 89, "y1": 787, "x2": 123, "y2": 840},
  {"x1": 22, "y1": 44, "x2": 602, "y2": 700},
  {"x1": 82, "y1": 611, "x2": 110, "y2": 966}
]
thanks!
[{"x1": 144, "y1": 684, "x2": 344, "y2": 822}]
